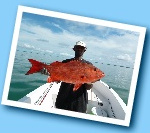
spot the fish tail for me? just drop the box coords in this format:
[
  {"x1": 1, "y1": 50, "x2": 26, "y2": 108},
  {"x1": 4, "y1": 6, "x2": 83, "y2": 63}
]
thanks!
[{"x1": 25, "y1": 59, "x2": 46, "y2": 75}]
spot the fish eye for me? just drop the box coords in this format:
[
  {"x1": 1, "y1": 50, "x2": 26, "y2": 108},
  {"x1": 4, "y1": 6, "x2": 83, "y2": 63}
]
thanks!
[{"x1": 80, "y1": 75, "x2": 85, "y2": 79}]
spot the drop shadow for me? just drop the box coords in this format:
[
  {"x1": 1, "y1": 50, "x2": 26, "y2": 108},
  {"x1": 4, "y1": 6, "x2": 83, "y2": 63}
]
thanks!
[{"x1": 128, "y1": 29, "x2": 149, "y2": 129}]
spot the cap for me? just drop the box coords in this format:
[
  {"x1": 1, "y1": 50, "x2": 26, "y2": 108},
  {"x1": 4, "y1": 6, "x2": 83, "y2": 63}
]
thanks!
[{"x1": 75, "y1": 41, "x2": 86, "y2": 48}]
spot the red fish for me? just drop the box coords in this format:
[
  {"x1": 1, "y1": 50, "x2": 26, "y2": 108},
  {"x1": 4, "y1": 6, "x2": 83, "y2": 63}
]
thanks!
[{"x1": 26, "y1": 59, "x2": 105, "y2": 91}]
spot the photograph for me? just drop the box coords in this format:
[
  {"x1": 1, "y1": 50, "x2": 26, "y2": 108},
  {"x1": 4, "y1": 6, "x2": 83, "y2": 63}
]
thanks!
[{"x1": 1, "y1": 6, "x2": 146, "y2": 126}]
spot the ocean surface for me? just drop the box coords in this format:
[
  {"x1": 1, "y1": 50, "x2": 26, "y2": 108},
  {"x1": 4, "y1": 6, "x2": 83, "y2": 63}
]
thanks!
[{"x1": 8, "y1": 45, "x2": 134, "y2": 105}]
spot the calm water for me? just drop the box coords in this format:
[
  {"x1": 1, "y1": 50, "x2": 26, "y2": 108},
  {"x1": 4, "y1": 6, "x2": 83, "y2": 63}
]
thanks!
[{"x1": 8, "y1": 46, "x2": 134, "y2": 105}]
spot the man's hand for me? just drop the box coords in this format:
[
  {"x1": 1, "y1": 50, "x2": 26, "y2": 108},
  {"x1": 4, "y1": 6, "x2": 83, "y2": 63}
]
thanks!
[
  {"x1": 40, "y1": 68, "x2": 50, "y2": 76},
  {"x1": 85, "y1": 80, "x2": 100, "y2": 90},
  {"x1": 55, "y1": 81, "x2": 61, "y2": 84}
]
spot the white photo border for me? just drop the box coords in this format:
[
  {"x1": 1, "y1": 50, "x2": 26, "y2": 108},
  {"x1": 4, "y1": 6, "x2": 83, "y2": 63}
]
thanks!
[{"x1": 1, "y1": 5, "x2": 146, "y2": 127}]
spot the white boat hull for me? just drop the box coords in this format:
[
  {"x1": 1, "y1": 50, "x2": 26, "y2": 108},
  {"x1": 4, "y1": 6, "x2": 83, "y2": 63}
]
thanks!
[{"x1": 18, "y1": 81, "x2": 126, "y2": 120}]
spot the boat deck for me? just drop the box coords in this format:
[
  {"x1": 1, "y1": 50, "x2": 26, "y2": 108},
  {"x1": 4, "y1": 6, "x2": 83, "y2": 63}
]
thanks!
[{"x1": 18, "y1": 81, "x2": 126, "y2": 120}]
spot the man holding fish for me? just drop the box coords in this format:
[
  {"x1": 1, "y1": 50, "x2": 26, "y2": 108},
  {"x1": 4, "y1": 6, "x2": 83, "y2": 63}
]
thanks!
[
  {"x1": 55, "y1": 41, "x2": 95, "y2": 113},
  {"x1": 26, "y1": 41, "x2": 105, "y2": 113}
]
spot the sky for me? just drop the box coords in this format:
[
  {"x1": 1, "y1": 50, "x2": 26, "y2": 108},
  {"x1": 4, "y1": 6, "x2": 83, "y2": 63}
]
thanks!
[{"x1": 18, "y1": 12, "x2": 140, "y2": 67}]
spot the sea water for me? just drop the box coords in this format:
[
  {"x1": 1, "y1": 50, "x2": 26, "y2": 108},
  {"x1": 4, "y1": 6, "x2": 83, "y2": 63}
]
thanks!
[{"x1": 8, "y1": 45, "x2": 134, "y2": 105}]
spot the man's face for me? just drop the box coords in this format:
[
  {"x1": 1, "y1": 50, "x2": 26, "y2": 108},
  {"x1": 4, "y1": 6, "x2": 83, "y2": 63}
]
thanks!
[{"x1": 73, "y1": 45, "x2": 86, "y2": 57}]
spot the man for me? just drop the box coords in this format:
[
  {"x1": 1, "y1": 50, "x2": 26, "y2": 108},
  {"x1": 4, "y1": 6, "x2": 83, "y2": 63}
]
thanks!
[
  {"x1": 41, "y1": 41, "x2": 93, "y2": 113},
  {"x1": 55, "y1": 41, "x2": 93, "y2": 113}
]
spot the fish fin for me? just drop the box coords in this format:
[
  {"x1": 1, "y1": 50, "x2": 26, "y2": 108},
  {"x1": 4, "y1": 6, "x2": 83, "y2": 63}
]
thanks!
[
  {"x1": 73, "y1": 84, "x2": 82, "y2": 91},
  {"x1": 25, "y1": 59, "x2": 46, "y2": 75}
]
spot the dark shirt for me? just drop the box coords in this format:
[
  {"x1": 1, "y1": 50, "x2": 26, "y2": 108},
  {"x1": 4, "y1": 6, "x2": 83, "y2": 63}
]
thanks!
[{"x1": 55, "y1": 58, "x2": 92, "y2": 113}]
